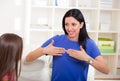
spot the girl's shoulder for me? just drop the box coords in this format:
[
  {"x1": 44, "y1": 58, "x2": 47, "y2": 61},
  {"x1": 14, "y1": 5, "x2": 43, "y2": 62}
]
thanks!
[
  {"x1": 2, "y1": 73, "x2": 14, "y2": 81},
  {"x1": 2, "y1": 74, "x2": 9, "y2": 81}
]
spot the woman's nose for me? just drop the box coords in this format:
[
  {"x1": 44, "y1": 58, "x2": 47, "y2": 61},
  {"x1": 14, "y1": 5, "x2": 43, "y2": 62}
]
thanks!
[{"x1": 68, "y1": 26, "x2": 73, "y2": 31}]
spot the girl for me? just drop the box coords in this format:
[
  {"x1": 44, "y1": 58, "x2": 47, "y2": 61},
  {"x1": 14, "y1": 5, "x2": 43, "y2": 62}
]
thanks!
[{"x1": 0, "y1": 33, "x2": 23, "y2": 81}]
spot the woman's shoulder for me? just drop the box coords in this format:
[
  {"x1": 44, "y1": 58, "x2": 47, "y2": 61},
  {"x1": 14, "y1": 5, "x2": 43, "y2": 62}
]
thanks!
[
  {"x1": 53, "y1": 34, "x2": 66, "y2": 40},
  {"x1": 53, "y1": 34, "x2": 65, "y2": 37},
  {"x1": 86, "y1": 38, "x2": 96, "y2": 45}
]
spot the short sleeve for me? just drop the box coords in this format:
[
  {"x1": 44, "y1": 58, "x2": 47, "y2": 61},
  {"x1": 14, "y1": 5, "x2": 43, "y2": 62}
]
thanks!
[
  {"x1": 41, "y1": 35, "x2": 59, "y2": 48},
  {"x1": 86, "y1": 39, "x2": 101, "y2": 59}
]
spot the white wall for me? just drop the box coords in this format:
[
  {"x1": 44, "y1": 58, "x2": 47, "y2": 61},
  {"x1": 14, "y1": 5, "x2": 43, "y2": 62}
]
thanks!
[
  {"x1": 0, "y1": 0, "x2": 25, "y2": 36},
  {"x1": 0, "y1": 0, "x2": 15, "y2": 34}
]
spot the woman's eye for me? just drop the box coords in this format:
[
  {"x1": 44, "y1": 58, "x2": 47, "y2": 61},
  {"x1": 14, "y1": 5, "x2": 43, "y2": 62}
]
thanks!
[
  {"x1": 65, "y1": 23, "x2": 68, "y2": 26},
  {"x1": 72, "y1": 23, "x2": 76, "y2": 26}
]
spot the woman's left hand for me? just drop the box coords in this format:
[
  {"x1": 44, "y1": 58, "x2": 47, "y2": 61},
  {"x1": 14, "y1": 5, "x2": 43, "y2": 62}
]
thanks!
[
  {"x1": 67, "y1": 46, "x2": 109, "y2": 74},
  {"x1": 67, "y1": 46, "x2": 90, "y2": 61}
]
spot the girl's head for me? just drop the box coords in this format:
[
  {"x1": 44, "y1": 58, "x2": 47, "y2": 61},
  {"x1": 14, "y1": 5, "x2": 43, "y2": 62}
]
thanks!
[
  {"x1": 62, "y1": 9, "x2": 89, "y2": 50},
  {"x1": 0, "y1": 33, "x2": 23, "y2": 81}
]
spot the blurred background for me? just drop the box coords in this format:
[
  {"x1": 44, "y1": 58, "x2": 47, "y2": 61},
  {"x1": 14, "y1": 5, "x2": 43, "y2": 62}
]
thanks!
[{"x1": 0, "y1": 0, "x2": 120, "y2": 81}]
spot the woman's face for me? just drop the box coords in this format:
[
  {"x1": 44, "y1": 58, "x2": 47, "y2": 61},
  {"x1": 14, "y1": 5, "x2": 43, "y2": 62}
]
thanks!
[{"x1": 65, "y1": 17, "x2": 83, "y2": 41}]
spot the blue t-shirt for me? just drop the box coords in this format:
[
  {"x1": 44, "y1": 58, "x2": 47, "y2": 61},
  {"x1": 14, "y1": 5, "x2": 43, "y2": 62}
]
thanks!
[{"x1": 41, "y1": 34, "x2": 101, "y2": 81}]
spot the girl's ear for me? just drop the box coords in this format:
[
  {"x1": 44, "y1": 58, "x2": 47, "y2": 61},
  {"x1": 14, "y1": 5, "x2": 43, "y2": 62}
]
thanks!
[{"x1": 80, "y1": 22, "x2": 84, "y2": 29}]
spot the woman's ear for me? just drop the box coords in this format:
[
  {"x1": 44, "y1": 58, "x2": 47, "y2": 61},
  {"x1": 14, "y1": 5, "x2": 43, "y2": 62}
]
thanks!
[{"x1": 80, "y1": 22, "x2": 84, "y2": 29}]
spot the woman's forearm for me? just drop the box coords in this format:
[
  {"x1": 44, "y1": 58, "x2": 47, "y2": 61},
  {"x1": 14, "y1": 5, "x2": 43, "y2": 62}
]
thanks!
[
  {"x1": 89, "y1": 56, "x2": 109, "y2": 74},
  {"x1": 26, "y1": 47, "x2": 45, "y2": 62}
]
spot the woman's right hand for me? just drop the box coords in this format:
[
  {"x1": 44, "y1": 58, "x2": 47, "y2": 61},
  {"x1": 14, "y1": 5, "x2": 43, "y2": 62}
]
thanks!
[
  {"x1": 26, "y1": 40, "x2": 66, "y2": 62},
  {"x1": 43, "y1": 40, "x2": 66, "y2": 56}
]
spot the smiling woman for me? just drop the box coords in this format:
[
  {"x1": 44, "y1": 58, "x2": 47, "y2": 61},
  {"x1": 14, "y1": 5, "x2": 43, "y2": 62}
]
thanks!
[
  {"x1": 25, "y1": 8, "x2": 109, "y2": 81},
  {"x1": 65, "y1": 17, "x2": 84, "y2": 41}
]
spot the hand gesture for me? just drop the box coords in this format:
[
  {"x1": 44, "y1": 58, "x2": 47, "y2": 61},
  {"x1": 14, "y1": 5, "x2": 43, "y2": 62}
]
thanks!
[
  {"x1": 67, "y1": 46, "x2": 90, "y2": 61},
  {"x1": 44, "y1": 40, "x2": 66, "y2": 56}
]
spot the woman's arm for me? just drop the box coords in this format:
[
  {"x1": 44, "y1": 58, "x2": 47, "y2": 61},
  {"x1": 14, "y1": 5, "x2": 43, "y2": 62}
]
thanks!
[
  {"x1": 67, "y1": 46, "x2": 109, "y2": 74},
  {"x1": 26, "y1": 47, "x2": 45, "y2": 62},
  {"x1": 26, "y1": 40, "x2": 66, "y2": 62},
  {"x1": 88, "y1": 55, "x2": 109, "y2": 74}
]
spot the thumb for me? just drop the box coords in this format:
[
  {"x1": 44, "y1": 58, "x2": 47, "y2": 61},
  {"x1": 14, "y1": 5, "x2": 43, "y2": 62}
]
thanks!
[
  {"x1": 80, "y1": 45, "x2": 84, "y2": 51},
  {"x1": 50, "y1": 39, "x2": 54, "y2": 45}
]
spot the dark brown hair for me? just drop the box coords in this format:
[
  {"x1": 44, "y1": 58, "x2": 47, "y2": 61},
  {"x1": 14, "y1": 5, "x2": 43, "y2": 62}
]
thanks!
[
  {"x1": 0, "y1": 33, "x2": 23, "y2": 81},
  {"x1": 62, "y1": 9, "x2": 90, "y2": 50}
]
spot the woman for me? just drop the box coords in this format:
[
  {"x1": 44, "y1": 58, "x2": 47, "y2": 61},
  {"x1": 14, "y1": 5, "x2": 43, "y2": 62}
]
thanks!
[
  {"x1": 26, "y1": 9, "x2": 109, "y2": 81},
  {"x1": 0, "y1": 33, "x2": 23, "y2": 81}
]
